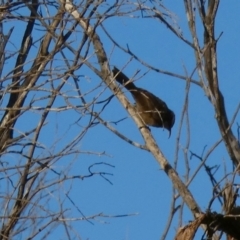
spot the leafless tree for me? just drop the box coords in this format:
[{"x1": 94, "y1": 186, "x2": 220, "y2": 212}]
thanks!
[{"x1": 0, "y1": 0, "x2": 239, "y2": 239}]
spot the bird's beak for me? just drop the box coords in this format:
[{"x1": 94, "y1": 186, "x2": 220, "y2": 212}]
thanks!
[{"x1": 168, "y1": 129, "x2": 171, "y2": 138}]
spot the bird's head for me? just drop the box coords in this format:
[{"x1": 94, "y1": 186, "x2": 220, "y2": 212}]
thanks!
[{"x1": 166, "y1": 110, "x2": 175, "y2": 138}]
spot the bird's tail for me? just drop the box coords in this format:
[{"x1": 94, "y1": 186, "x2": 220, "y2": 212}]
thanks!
[{"x1": 112, "y1": 67, "x2": 136, "y2": 91}]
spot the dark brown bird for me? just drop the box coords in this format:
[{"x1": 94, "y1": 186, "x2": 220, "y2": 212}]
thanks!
[{"x1": 112, "y1": 67, "x2": 175, "y2": 137}]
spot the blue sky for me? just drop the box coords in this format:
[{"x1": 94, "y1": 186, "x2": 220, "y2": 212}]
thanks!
[
  {"x1": 68, "y1": 2, "x2": 240, "y2": 240},
  {"x1": 2, "y1": 1, "x2": 240, "y2": 240}
]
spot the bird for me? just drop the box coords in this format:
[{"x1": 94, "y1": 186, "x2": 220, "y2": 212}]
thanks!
[{"x1": 112, "y1": 67, "x2": 175, "y2": 137}]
